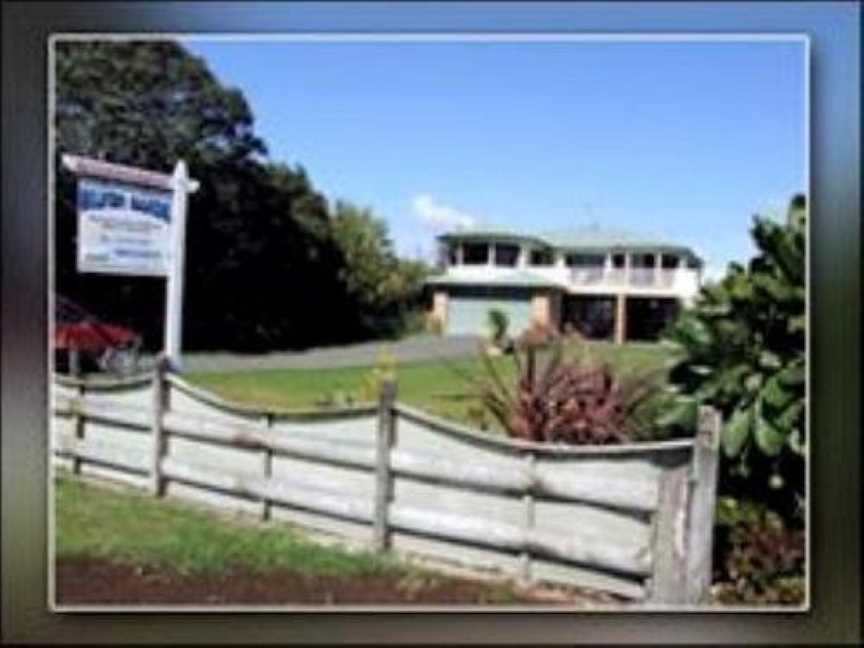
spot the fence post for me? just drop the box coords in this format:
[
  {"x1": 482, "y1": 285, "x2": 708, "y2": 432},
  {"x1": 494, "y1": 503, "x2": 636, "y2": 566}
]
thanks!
[
  {"x1": 69, "y1": 348, "x2": 82, "y2": 378},
  {"x1": 648, "y1": 461, "x2": 690, "y2": 604},
  {"x1": 71, "y1": 378, "x2": 86, "y2": 475},
  {"x1": 685, "y1": 406, "x2": 721, "y2": 604},
  {"x1": 519, "y1": 452, "x2": 536, "y2": 585},
  {"x1": 373, "y1": 379, "x2": 397, "y2": 551},
  {"x1": 149, "y1": 355, "x2": 169, "y2": 497},
  {"x1": 261, "y1": 412, "x2": 274, "y2": 522}
]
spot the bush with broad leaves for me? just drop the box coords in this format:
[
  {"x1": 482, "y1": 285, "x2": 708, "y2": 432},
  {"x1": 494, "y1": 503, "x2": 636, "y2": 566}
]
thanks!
[{"x1": 658, "y1": 195, "x2": 806, "y2": 524}]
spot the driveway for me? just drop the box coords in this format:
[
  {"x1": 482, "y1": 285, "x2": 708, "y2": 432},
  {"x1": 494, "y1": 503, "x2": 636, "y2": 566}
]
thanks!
[{"x1": 180, "y1": 334, "x2": 484, "y2": 373}]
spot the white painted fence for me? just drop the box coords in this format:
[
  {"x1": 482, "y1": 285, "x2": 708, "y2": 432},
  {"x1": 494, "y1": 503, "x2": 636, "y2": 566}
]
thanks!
[{"x1": 51, "y1": 361, "x2": 720, "y2": 604}]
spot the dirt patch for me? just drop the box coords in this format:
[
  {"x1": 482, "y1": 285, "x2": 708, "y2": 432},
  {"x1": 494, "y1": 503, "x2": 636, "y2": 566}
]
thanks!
[{"x1": 55, "y1": 557, "x2": 619, "y2": 606}]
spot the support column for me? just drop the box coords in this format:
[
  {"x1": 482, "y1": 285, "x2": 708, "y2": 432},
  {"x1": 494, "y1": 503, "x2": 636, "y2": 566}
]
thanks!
[
  {"x1": 614, "y1": 293, "x2": 627, "y2": 345},
  {"x1": 431, "y1": 290, "x2": 448, "y2": 332},
  {"x1": 531, "y1": 292, "x2": 551, "y2": 328}
]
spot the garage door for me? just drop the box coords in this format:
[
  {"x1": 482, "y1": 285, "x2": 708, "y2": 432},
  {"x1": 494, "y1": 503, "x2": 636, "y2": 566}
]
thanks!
[{"x1": 446, "y1": 288, "x2": 533, "y2": 336}]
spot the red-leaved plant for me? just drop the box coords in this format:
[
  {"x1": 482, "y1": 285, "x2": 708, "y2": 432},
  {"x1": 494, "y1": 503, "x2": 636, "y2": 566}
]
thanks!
[{"x1": 469, "y1": 328, "x2": 659, "y2": 444}]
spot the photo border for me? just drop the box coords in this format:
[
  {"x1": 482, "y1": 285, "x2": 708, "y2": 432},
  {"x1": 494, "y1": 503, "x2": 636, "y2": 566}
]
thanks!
[
  {"x1": 46, "y1": 30, "x2": 812, "y2": 616},
  {"x1": 3, "y1": 1, "x2": 860, "y2": 644}
]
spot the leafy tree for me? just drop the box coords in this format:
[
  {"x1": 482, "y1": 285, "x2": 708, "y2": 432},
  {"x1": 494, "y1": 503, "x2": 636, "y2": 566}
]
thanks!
[
  {"x1": 330, "y1": 201, "x2": 429, "y2": 338},
  {"x1": 659, "y1": 195, "x2": 806, "y2": 523},
  {"x1": 54, "y1": 40, "x2": 356, "y2": 351}
]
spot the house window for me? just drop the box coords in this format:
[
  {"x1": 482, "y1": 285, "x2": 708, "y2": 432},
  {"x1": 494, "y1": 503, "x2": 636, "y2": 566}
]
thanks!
[
  {"x1": 632, "y1": 253, "x2": 655, "y2": 269},
  {"x1": 661, "y1": 254, "x2": 679, "y2": 269},
  {"x1": 612, "y1": 253, "x2": 626, "y2": 269},
  {"x1": 494, "y1": 243, "x2": 519, "y2": 267},
  {"x1": 462, "y1": 242, "x2": 489, "y2": 265},
  {"x1": 565, "y1": 253, "x2": 605, "y2": 268},
  {"x1": 446, "y1": 244, "x2": 458, "y2": 266},
  {"x1": 529, "y1": 247, "x2": 555, "y2": 266}
]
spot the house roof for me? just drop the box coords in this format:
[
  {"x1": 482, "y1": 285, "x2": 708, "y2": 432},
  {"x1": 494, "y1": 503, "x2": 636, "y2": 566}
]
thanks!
[
  {"x1": 425, "y1": 270, "x2": 562, "y2": 289},
  {"x1": 438, "y1": 225, "x2": 701, "y2": 262},
  {"x1": 437, "y1": 227, "x2": 547, "y2": 247}
]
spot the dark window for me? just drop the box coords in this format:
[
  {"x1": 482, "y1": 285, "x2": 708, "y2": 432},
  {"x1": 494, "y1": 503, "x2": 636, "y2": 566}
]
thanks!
[
  {"x1": 529, "y1": 247, "x2": 555, "y2": 266},
  {"x1": 494, "y1": 244, "x2": 519, "y2": 267},
  {"x1": 685, "y1": 256, "x2": 701, "y2": 269},
  {"x1": 612, "y1": 253, "x2": 626, "y2": 269},
  {"x1": 661, "y1": 254, "x2": 679, "y2": 269},
  {"x1": 462, "y1": 242, "x2": 490, "y2": 265},
  {"x1": 444, "y1": 243, "x2": 457, "y2": 266},
  {"x1": 632, "y1": 253, "x2": 656, "y2": 269},
  {"x1": 565, "y1": 253, "x2": 605, "y2": 268}
]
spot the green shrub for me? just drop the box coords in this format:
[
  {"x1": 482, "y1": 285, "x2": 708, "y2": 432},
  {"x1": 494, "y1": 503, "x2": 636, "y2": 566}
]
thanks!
[
  {"x1": 486, "y1": 308, "x2": 510, "y2": 345},
  {"x1": 711, "y1": 497, "x2": 805, "y2": 605},
  {"x1": 426, "y1": 313, "x2": 444, "y2": 336},
  {"x1": 659, "y1": 194, "x2": 806, "y2": 524},
  {"x1": 358, "y1": 346, "x2": 398, "y2": 401}
]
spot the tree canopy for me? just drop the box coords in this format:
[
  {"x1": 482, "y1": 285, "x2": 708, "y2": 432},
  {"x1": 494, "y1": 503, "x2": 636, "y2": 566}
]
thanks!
[{"x1": 54, "y1": 40, "x2": 428, "y2": 351}]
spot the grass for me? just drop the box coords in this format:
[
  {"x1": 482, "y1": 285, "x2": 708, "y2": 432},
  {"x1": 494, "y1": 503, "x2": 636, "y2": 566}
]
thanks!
[
  {"x1": 53, "y1": 473, "x2": 528, "y2": 603},
  {"x1": 187, "y1": 339, "x2": 679, "y2": 429},
  {"x1": 54, "y1": 473, "x2": 397, "y2": 577}
]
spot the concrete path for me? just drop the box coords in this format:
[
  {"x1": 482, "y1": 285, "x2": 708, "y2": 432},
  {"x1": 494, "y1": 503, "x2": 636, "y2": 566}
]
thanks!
[{"x1": 180, "y1": 334, "x2": 484, "y2": 373}]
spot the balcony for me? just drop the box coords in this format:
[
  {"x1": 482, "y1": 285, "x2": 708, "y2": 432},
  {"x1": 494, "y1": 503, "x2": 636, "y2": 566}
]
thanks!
[{"x1": 570, "y1": 267, "x2": 681, "y2": 289}]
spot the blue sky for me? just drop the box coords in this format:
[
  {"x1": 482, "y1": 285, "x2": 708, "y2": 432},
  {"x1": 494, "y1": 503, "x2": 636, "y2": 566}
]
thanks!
[{"x1": 183, "y1": 37, "x2": 806, "y2": 277}]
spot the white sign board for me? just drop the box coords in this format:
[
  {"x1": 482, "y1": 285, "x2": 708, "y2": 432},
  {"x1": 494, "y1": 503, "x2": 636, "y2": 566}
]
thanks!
[
  {"x1": 63, "y1": 154, "x2": 198, "y2": 370},
  {"x1": 76, "y1": 177, "x2": 172, "y2": 276}
]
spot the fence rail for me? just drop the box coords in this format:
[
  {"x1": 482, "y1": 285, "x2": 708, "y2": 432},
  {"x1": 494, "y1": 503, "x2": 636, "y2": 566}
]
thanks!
[{"x1": 51, "y1": 362, "x2": 720, "y2": 604}]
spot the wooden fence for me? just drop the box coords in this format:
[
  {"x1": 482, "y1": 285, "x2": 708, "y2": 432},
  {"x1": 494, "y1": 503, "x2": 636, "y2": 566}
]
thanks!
[{"x1": 51, "y1": 360, "x2": 720, "y2": 604}]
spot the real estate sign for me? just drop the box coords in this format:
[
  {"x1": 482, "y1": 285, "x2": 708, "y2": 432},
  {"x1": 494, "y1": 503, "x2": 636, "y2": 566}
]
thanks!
[
  {"x1": 62, "y1": 154, "x2": 199, "y2": 369},
  {"x1": 76, "y1": 177, "x2": 172, "y2": 276}
]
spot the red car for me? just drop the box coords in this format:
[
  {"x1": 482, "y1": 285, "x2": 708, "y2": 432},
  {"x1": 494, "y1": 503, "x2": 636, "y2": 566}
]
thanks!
[{"x1": 54, "y1": 296, "x2": 142, "y2": 375}]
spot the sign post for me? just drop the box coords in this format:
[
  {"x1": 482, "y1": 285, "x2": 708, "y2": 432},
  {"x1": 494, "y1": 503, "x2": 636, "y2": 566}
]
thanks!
[
  {"x1": 62, "y1": 155, "x2": 199, "y2": 371},
  {"x1": 165, "y1": 161, "x2": 192, "y2": 370}
]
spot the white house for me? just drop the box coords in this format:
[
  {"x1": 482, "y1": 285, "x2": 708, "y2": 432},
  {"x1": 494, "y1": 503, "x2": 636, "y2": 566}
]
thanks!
[{"x1": 425, "y1": 226, "x2": 703, "y2": 344}]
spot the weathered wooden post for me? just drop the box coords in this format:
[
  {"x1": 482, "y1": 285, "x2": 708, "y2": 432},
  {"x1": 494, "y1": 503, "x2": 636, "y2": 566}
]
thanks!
[
  {"x1": 649, "y1": 461, "x2": 690, "y2": 604},
  {"x1": 519, "y1": 452, "x2": 536, "y2": 585},
  {"x1": 261, "y1": 412, "x2": 274, "y2": 522},
  {"x1": 373, "y1": 379, "x2": 397, "y2": 551},
  {"x1": 685, "y1": 406, "x2": 721, "y2": 604},
  {"x1": 71, "y1": 375, "x2": 85, "y2": 475},
  {"x1": 149, "y1": 354, "x2": 169, "y2": 496},
  {"x1": 69, "y1": 348, "x2": 82, "y2": 378}
]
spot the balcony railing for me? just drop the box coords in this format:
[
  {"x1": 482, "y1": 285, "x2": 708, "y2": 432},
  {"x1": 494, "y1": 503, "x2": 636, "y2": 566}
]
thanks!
[{"x1": 570, "y1": 267, "x2": 678, "y2": 288}]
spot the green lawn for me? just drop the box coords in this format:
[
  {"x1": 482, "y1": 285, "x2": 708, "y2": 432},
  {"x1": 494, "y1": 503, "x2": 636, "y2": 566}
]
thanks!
[
  {"x1": 54, "y1": 473, "x2": 536, "y2": 604},
  {"x1": 54, "y1": 473, "x2": 396, "y2": 577},
  {"x1": 188, "y1": 340, "x2": 679, "y2": 430}
]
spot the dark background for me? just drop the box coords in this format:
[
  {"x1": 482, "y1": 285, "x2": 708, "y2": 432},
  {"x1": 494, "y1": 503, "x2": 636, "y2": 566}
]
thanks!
[{"x1": 2, "y1": 1, "x2": 860, "y2": 644}]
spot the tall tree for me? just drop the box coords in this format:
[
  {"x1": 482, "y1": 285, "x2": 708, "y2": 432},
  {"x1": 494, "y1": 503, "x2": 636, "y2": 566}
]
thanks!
[
  {"x1": 330, "y1": 201, "x2": 429, "y2": 338},
  {"x1": 54, "y1": 40, "x2": 349, "y2": 350}
]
